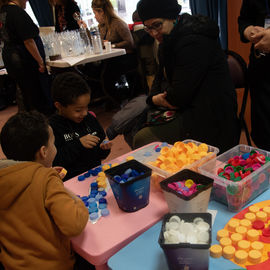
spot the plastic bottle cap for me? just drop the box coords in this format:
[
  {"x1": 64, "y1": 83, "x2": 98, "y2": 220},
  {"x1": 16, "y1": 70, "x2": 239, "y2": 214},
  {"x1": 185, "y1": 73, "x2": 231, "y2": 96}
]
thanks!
[
  {"x1": 89, "y1": 212, "x2": 99, "y2": 220},
  {"x1": 252, "y1": 220, "x2": 265, "y2": 230},
  {"x1": 249, "y1": 205, "x2": 260, "y2": 213},
  {"x1": 228, "y1": 219, "x2": 240, "y2": 232},
  {"x1": 78, "y1": 175, "x2": 86, "y2": 181},
  {"x1": 256, "y1": 211, "x2": 267, "y2": 222},
  {"x1": 235, "y1": 226, "x2": 247, "y2": 237},
  {"x1": 263, "y1": 206, "x2": 270, "y2": 216},
  {"x1": 88, "y1": 198, "x2": 96, "y2": 204},
  {"x1": 231, "y1": 233, "x2": 243, "y2": 245},
  {"x1": 240, "y1": 219, "x2": 252, "y2": 229},
  {"x1": 219, "y1": 237, "x2": 232, "y2": 247},
  {"x1": 223, "y1": 245, "x2": 235, "y2": 259},
  {"x1": 237, "y1": 240, "x2": 251, "y2": 251},
  {"x1": 99, "y1": 203, "x2": 107, "y2": 209},
  {"x1": 235, "y1": 250, "x2": 248, "y2": 264},
  {"x1": 101, "y1": 208, "x2": 110, "y2": 216},
  {"x1": 210, "y1": 244, "x2": 222, "y2": 258},
  {"x1": 245, "y1": 212, "x2": 256, "y2": 222},
  {"x1": 99, "y1": 198, "x2": 107, "y2": 204},
  {"x1": 247, "y1": 229, "x2": 260, "y2": 241},
  {"x1": 217, "y1": 229, "x2": 229, "y2": 241},
  {"x1": 251, "y1": 241, "x2": 264, "y2": 252},
  {"x1": 248, "y1": 249, "x2": 262, "y2": 264}
]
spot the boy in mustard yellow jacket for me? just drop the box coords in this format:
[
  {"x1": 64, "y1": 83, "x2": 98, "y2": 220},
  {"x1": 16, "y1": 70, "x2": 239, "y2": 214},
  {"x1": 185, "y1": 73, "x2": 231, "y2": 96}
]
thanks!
[{"x1": 0, "y1": 111, "x2": 89, "y2": 270}]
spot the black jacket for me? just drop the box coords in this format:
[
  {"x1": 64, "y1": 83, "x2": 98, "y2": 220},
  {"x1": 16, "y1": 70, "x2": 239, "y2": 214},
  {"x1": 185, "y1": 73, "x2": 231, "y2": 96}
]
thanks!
[
  {"x1": 49, "y1": 113, "x2": 110, "y2": 180},
  {"x1": 148, "y1": 14, "x2": 240, "y2": 153}
]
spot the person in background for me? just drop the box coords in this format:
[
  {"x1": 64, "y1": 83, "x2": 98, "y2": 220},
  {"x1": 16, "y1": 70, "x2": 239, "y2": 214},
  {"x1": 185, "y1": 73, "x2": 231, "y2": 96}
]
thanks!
[
  {"x1": 50, "y1": 72, "x2": 112, "y2": 180},
  {"x1": 0, "y1": 0, "x2": 54, "y2": 115},
  {"x1": 91, "y1": 0, "x2": 142, "y2": 102},
  {"x1": 133, "y1": 0, "x2": 240, "y2": 153},
  {"x1": 0, "y1": 111, "x2": 89, "y2": 270},
  {"x1": 49, "y1": 0, "x2": 84, "y2": 32},
  {"x1": 238, "y1": 0, "x2": 270, "y2": 151}
]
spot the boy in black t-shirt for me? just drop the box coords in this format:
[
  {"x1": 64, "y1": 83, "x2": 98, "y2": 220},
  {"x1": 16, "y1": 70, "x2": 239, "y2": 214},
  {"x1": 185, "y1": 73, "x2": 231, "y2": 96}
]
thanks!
[{"x1": 49, "y1": 72, "x2": 112, "y2": 180}]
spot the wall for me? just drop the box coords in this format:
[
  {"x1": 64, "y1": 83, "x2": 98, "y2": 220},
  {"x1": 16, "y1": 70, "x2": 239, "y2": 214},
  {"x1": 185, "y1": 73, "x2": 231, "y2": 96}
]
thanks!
[{"x1": 227, "y1": 0, "x2": 251, "y2": 133}]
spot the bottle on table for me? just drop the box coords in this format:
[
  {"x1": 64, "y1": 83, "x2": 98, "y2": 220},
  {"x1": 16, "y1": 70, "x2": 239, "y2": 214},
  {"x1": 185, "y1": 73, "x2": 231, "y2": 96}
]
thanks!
[{"x1": 89, "y1": 25, "x2": 103, "y2": 54}]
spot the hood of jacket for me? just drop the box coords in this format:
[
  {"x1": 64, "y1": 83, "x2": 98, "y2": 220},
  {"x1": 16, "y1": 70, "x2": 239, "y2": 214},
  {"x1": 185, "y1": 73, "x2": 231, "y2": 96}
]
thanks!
[
  {"x1": 165, "y1": 13, "x2": 220, "y2": 44},
  {"x1": 0, "y1": 160, "x2": 44, "y2": 210}
]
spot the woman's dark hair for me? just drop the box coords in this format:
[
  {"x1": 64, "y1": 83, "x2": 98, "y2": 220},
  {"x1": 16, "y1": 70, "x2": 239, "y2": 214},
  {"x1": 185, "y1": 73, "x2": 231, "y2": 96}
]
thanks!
[
  {"x1": 51, "y1": 71, "x2": 91, "y2": 106},
  {"x1": 0, "y1": 111, "x2": 50, "y2": 161}
]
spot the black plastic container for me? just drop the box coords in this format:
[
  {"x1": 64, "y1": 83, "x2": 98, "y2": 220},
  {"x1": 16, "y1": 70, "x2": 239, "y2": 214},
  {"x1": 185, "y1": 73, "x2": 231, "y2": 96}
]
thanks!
[
  {"x1": 105, "y1": 160, "x2": 152, "y2": 212},
  {"x1": 159, "y1": 213, "x2": 212, "y2": 270},
  {"x1": 160, "y1": 169, "x2": 214, "y2": 213}
]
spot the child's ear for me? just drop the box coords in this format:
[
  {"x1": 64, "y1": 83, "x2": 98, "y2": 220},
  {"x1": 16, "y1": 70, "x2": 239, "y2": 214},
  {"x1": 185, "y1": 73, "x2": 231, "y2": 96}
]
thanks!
[
  {"x1": 54, "y1": 101, "x2": 62, "y2": 111},
  {"x1": 35, "y1": 145, "x2": 47, "y2": 162}
]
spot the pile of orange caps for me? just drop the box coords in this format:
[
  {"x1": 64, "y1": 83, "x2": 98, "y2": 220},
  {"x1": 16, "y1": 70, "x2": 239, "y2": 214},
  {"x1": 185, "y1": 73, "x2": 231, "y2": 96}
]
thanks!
[{"x1": 148, "y1": 141, "x2": 212, "y2": 174}]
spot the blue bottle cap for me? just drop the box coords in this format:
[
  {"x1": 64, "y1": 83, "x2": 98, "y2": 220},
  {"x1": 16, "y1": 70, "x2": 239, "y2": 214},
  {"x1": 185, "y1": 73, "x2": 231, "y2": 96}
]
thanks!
[
  {"x1": 89, "y1": 201, "x2": 97, "y2": 208},
  {"x1": 131, "y1": 170, "x2": 139, "y2": 177},
  {"x1": 101, "y1": 208, "x2": 110, "y2": 217},
  {"x1": 84, "y1": 172, "x2": 91, "y2": 178},
  {"x1": 124, "y1": 168, "x2": 132, "y2": 176},
  {"x1": 99, "y1": 203, "x2": 107, "y2": 209},
  {"x1": 88, "y1": 206, "x2": 98, "y2": 213},
  {"x1": 81, "y1": 196, "x2": 88, "y2": 201},
  {"x1": 99, "y1": 190, "x2": 107, "y2": 197},
  {"x1": 88, "y1": 169, "x2": 94, "y2": 175},
  {"x1": 92, "y1": 169, "x2": 98, "y2": 176},
  {"x1": 99, "y1": 198, "x2": 107, "y2": 204},
  {"x1": 78, "y1": 175, "x2": 86, "y2": 181},
  {"x1": 113, "y1": 175, "x2": 121, "y2": 182},
  {"x1": 91, "y1": 182, "x2": 98, "y2": 188},
  {"x1": 95, "y1": 194, "x2": 103, "y2": 201},
  {"x1": 155, "y1": 147, "x2": 161, "y2": 152},
  {"x1": 96, "y1": 167, "x2": 102, "y2": 172},
  {"x1": 89, "y1": 212, "x2": 99, "y2": 220},
  {"x1": 121, "y1": 173, "x2": 129, "y2": 180},
  {"x1": 87, "y1": 198, "x2": 96, "y2": 204}
]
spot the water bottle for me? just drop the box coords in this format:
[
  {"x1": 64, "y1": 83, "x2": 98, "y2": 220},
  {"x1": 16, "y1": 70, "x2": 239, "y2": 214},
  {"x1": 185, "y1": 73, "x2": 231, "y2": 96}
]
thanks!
[{"x1": 89, "y1": 25, "x2": 103, "y2": 54}]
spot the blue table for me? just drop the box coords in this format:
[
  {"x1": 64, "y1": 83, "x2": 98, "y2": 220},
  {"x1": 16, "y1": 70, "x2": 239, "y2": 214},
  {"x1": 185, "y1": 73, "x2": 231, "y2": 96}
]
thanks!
[{"x1": 108, "y1": 189, "x2": 270, "y2": 270}]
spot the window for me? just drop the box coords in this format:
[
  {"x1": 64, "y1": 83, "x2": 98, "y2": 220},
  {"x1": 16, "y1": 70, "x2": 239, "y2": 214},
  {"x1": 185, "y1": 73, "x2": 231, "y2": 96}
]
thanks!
[{"x1": 76, "y1": 0, "x2": 191, "y2": 25}]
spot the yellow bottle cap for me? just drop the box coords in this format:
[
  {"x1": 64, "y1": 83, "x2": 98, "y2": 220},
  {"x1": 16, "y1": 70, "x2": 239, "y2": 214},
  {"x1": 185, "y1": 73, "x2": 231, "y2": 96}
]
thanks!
[
  {"x1": 231, "y1": 233, "x2": 243, "y2": 245},
  {"x1": 217, "y1": 229, "x2": 229, "y2": 241},
  {"x1": 245, "y1": 212, "x2": 256, "y2": 222},
  {"x1": 235, "y1": 226, "x2": 247, "y2": 237},
  {"x1": 249, "y1": 205, "x2": 260, "y2": 214},
  {"x1": 210, "y1": 244, "x2": 222, "y2": 258},
  {"x1": 223, "y1": 245, "x2": 235, "y2": 259},
  {"x1": 102, "y1": 164, "x2": 111, "y2": 171},
  {"x1": 256, "y1": 211, "x2": 267, "y2": 222},
  {"x1": 126, "y1": 156, "x2": 134, "y2": 161},
  {"x1": 240, "y1": 219, "x2": 252, "y2": 229},
  {"x1": 185, "y1": 179, "x2": 194, "y2": 188},
  {"x1": 228, "y1": 219, "x2": 240, "y2": 232},
  {"x1": 235, "y1": 250, "x2": 248, "y2": 264},
  {"x1": 247, "y1": 229, "x2": 260, "y2": 242},
  {"x1": 220, "y1": 237, "x2": 232, "y2": 248},
  {"x1": 237, "y1": 240, "x2": 251, "y2": 251},
  {"x1": 248, "y1": 249, "x2": 262, "y2": 264},
  {"x1": 263, "y1": 206, "x2": 270, "y2": 217},
  {"x1": 251, "y1": 241, "x2": 264, "y2": 253}
]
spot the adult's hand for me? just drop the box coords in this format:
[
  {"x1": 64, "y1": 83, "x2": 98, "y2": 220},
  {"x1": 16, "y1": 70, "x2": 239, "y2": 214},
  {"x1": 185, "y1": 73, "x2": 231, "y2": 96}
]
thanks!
[
  {"x1": 79, "y1": 134, "x2": 100, "y2": 148},
  {"x1": 254, "y1": 28, "x2": 270, "y2": 53},
  {"x1": 152, "y1": 92, "x2": 178, "y2": 109},
  {"x1": 38, "y1": 62, "x2": 45, "y2": 73},
  {"x1": 244, "y1": 25, "x2": 265, "y2": 43}
]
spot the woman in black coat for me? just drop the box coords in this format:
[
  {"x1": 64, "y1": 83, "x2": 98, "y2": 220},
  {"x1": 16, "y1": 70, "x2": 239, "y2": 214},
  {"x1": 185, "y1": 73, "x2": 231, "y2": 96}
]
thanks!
[{"x1": 134, "y1": 0, "x2": 240, "y2": 153}]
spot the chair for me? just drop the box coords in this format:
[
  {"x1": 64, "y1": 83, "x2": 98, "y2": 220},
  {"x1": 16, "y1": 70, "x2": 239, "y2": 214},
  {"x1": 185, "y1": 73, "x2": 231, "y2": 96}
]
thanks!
[{"x1": 225, "y1": 50, "x2": 252, "y2": 146}]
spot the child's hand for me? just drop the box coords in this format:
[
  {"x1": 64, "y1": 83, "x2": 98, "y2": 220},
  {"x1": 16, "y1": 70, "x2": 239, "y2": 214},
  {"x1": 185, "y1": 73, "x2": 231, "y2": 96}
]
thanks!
[
  {"x1": 100, "y1": 139, "x2": 112, "y2": 150},
  {"x1": 80, "y1": 134, "x2": 100, "y2": 148},
  {"x1": 53, "y1": 166, "x2": 67, "y2": 179}
]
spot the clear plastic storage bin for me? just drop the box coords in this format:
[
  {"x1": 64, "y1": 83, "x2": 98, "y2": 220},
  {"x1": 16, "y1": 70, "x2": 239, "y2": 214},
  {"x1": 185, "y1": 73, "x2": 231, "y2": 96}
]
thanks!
[
  {"x1": 199, "y1": 144, "x2": 270, "y2": 211},
  {"x1": 147, "y1": 139, "x2": 219, "y2": 178}
]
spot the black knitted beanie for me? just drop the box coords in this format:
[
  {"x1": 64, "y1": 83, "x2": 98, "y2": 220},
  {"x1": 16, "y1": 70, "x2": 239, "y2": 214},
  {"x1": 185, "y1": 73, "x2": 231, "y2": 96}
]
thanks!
[{"x1": 137, "y1": 0, "x2": 181, "y2": 22}]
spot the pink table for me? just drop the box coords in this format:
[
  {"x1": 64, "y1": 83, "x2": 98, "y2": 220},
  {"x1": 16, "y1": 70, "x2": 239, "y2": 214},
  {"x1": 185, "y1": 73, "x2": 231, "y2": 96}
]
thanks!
[{"x1": 64, "y1": 142, "x2": 169, "y2": 270}]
